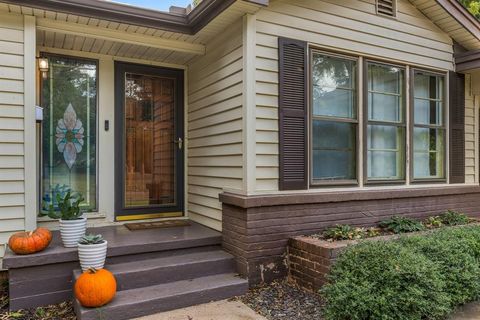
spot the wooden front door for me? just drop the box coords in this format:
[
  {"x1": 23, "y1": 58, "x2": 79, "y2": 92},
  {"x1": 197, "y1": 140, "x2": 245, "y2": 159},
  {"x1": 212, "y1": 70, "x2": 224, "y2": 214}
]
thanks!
[{"x1": 114, "y1": 62, "x2": 184, "y2": 219}]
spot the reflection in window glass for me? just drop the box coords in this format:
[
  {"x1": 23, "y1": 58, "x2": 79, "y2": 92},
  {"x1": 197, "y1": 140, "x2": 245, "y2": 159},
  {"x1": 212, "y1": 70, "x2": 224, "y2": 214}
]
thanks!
[
  {"x1": 41, "y1": 56, "x2": 97, "y2": 212},
  {"x1": 311, "y1": 52, "x2": 357, "y2": 181},
  {"x1": 312, "y1": 54, "x2": 356, "y2": 119},
  {"x1": 413, "y1": 71, "x2": 445, "y2": 179},
  {"x1": 367, "y1": 62, "x2": 405, "y2": 181},
  {"x1": 367, "y1": 63, "x2": 404, "y2": 123}
]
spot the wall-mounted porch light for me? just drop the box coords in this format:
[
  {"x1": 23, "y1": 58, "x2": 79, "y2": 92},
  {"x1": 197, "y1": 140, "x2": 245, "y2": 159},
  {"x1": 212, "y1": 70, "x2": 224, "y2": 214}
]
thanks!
[{"x1": 38, "y1": 57, "x2": 49, "y2": 79}]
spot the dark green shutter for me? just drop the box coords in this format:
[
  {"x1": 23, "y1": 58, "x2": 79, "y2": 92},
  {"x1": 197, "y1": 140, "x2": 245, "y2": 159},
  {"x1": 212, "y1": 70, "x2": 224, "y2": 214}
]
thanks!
[
  {"x1": 449, "y1": 71, "x2": 465, "y2": 184},
  {"x1": 278, "y1": 37, "x2": 308, "y2": 190}
]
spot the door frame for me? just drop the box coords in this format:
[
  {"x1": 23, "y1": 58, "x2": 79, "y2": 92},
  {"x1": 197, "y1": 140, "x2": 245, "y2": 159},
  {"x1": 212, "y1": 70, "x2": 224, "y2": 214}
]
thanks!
[{"x1": 114, "y1": 61, "x2": 185, "y2": 220}]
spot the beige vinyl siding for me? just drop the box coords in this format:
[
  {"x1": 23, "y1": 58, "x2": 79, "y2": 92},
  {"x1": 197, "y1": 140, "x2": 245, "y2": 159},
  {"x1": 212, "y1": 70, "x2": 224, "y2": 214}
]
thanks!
[
  {"x1": 254, "y1": 0, "x2": 455, "y2": 191},
  {"x1": 186, "y1": 19, "x2": 244, "y2": 231},
  {"x1": 465, "y1": 74, "x2": 476, "y2": 184},
  {"x1": 0, "y1": 12, "x2": 25, "y2": 267}
]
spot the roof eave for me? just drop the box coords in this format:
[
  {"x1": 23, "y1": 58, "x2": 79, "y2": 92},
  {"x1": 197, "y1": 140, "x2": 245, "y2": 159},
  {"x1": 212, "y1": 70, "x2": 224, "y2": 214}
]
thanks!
[
  {"x1": 0, "y1": 0, "x2": 268, "y2": 34},
  {"x1": 436, "y1": 0, "x2": 480, "y2": 42},
  {"x1": 426, "y1": 0, "x2": 480, "y2": 72},
  {"x1": 455, "y1": 49, "x2": 480, "y2": 72}
]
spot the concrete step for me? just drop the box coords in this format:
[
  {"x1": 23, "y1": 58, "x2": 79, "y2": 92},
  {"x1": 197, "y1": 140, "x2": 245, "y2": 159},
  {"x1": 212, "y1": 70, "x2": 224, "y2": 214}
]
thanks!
[
  {"x1": 73, "y1": 248, "x2": 236, "y2": 291},
  {"x1": 4, "y1": 222, "x2": 222, "y2": 269},
  {"x1": 74, "y1": 273, "x2": 248, "y2": 320},
  {"x1": 4, "y1": 222, "x2": 226, "y2": 312}
]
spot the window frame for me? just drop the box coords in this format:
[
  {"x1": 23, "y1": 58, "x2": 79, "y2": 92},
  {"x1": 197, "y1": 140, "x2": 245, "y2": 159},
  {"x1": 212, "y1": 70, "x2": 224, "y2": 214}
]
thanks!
[
  {"x1": 409, "y1": 68, "x2": 448, "y2": 183},
  {"x1": 306, "y1": 48, "x2": 452, "y2": 189},
  {"x1": 308, "y1": 49, "x2": 360, "y2": 187},
  {"x1": 38, "y1": 52, "x2": 100, "y2": 214},
  {"x1": 363, "y1": 60, "x2": 407, "y2": 185}
]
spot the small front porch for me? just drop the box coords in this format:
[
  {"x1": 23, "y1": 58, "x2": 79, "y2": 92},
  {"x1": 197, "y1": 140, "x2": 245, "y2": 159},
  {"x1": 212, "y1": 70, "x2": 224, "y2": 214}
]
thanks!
[
  {"x1": 3, "y1": 221, "x2": 247, "y2": 319},
  {"x1": 22, "y1": 0, "x2": 258, "y2": 231},
  {"x1": 0, "y1": 1, "x2": 259, "y2": 316}
]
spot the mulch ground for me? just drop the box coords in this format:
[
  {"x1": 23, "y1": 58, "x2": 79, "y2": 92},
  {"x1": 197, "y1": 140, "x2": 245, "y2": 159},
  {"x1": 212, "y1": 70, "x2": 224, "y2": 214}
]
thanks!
[
  {"x1": 0, "y1": 280, "x2": 75, "y2": 320},
  {"x1": 239, "y1": 279, "x2": 324, "y2": 320},
  {"x1": 0, "y1": 277, "x2": 323, "y2": 320}
]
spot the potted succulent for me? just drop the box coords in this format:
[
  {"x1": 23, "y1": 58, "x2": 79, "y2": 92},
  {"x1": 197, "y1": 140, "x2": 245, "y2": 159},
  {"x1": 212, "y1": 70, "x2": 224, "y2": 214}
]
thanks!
[
  {"x1": 78, "y1": 234, "x2": 108, "y2": 271},
  {"x1": 46, "y1": 191, "x2": 86, "y2": 248}
]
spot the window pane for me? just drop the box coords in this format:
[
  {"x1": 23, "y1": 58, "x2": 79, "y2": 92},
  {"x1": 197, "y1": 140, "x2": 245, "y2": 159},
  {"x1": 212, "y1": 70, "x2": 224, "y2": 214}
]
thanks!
[
  {"x1": 414, "y1": 72, "x2": 444, "y2": 125},
  {"x1": 312, "y1": 120, "x2": 356, "y2": 180},
  {"x1": 312, "y1": 53, "x2": 356, "y2": 118},
  {"x1": 367, "y1": 63, "x2": 404, "y2": 122},
  {"x1": 41, "y1": 56, "x2": 97, "y2": 212},
  {"x1": 414, "y1": 73, "x2": 444, "y2": 100},
  {"x1": 368, "y1": 63, "x2": 403, "y2": 94},
  {"x1": 367, "y1": 125, "x2": 405, "y2": 180},
  {"x1": 414, "y1": 99, "x2": 443, "y2": 125},
  {"x1": 368, "y1": 92, "x2": 401, "y2": 122},
  {"x1": 413, "y1": 128, "x2": 445, "y2": 179}
]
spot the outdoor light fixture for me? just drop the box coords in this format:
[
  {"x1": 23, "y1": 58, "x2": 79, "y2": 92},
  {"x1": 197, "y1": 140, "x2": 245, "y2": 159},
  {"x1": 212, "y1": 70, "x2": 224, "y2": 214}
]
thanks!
[{"x1": 38, "y1": 57, "x2": 49, "y2": 79}]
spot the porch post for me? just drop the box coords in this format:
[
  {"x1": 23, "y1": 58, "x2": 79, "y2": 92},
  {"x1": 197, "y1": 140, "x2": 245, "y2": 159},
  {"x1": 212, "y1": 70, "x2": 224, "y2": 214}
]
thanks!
[
  {"x1": 24, "y1": 15, "x2": 37, "y2": 231},
  {"x1": 242, "y1": 13, "x2": 257, "y2": 194}
]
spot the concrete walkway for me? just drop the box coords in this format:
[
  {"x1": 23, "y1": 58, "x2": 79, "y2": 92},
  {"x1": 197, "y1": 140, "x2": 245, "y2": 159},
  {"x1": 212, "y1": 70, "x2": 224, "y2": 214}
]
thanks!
[
  {"x1": 135, "y1": 300, "x2": 266, "y2": 320},
  {"x1": 135, "y1": 298, "x2": 480, "y2": 320},
  {"x1": 450, "y1": 302, "x2": 480, "y2": 320}
]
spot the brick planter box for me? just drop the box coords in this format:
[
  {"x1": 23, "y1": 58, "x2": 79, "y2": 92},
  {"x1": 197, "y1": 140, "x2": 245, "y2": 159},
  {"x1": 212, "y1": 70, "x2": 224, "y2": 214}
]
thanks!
[
  {"x1": 288, "y1": 236, "x2": 350, "y2": 292},
  {"x1": 288, "y1": 234, "x2": 405, "y2": 292},
  {"x1": 288, "y1": 223, "x2": 480, "y2": 292},
  {"x1": 287, "y1": 232, "x2": 416, "y2": 291}
]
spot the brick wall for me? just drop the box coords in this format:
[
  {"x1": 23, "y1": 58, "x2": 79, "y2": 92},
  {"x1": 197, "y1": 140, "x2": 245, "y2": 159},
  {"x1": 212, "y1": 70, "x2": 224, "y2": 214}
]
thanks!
[
  {"x1": 288, "y1": 237, "x2": 340, "y2": 292},
  {"x1": 221, "y1": 186, "x2": 480, "y2": 285}
]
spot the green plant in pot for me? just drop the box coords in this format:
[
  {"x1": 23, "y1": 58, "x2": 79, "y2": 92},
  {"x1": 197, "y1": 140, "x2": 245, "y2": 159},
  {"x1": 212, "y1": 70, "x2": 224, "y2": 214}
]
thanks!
[
  {"x1": 46, "y1": 192, "x2": 86, "y2": 248},
  {"x1": 78, "y1": 234, "x2": 108, "y2": 272}
]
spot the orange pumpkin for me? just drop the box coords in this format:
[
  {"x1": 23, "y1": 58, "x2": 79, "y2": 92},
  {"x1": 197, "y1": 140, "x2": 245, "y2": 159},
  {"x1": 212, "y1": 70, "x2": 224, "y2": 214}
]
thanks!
[
  {"x1": 8, "y1": 227, "x2": 52, "y2": 255},
  {"x1": 74, "y1": 268, "x2": 117, "y2": 308}
]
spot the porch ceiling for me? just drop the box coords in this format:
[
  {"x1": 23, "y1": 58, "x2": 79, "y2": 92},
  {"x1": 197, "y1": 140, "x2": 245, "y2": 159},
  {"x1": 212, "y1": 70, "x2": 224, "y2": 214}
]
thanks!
[
  {"x1": 36, "y1": 29, "x2": 198, "y2": 65},
  {"x1": 0, "y1": 1, "x2": 261, "y2": 64}
]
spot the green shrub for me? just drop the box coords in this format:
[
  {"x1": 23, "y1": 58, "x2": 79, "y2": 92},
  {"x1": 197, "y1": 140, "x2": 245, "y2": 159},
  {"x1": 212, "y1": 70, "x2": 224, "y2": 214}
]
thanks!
[
  {"x1": 439, "y1": 210, "x2": 470, "y2": 226},
  {"x1": 442, "y1": 226, "x2": 480, "y2": 259},
  {"x1": 322, "y1": 226, "x2": 480, "y2": 320},
  {"x1": 379, "y1": 216, "x2": 425, "y2": 234},
  {"x1": 322, "y1": 241, "x2": 451, "y2": 320},
  {"x1": 399, "y1": 229, "x2": 480, "y2": 306}
]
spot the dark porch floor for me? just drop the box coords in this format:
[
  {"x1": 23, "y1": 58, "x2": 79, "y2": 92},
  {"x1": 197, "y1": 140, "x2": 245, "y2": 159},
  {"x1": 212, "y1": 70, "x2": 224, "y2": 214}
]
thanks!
[{"x1": 3, "y1": 221, "x2": 222, "y2": 269}]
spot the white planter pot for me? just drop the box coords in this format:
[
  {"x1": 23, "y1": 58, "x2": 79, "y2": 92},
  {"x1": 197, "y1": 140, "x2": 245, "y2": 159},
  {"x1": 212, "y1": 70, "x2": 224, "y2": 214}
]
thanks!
[
  {"x1": 59, "y1": 217, "x2": 87, "y2": 248},
  {"x1": 78, "y1": 240, "x2": 108, "y2": 272}
]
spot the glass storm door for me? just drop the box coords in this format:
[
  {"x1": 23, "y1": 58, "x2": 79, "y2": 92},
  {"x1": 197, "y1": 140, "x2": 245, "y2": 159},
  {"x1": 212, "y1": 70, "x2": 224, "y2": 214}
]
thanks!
[{"x1": 115, "y1": 62, "x2": 184, "y2": 219}]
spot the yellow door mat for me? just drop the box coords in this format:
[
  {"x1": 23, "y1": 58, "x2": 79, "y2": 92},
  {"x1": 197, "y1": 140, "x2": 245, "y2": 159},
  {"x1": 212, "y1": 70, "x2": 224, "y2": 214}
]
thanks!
[{"x1": 124, "y1": 220, "x2": 190, "y2": 231}]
